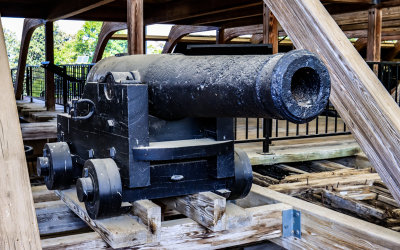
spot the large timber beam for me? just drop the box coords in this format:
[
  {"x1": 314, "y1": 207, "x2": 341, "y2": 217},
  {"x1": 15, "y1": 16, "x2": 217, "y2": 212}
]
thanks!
[
  {"x1": 92, "y1": 22, "x2": 127, "y2": 63},
  {"x1": 47, "y1": 0, "x2": 115, "y2": 21},
  {"x1": 264, "y1": 0, "x2": 400, "y2": 205},
  {"x1": 127, "y1": 0, "x2": 144, "y2": 55},
  {"x1": 0, "y1": 15, "x2": 41, "y2": 249},
  {"x1": 15, "y1": 19, "x2": 44, "y2": 100},
  {"x1": 162, "y1": 25, "x2": 217, "y2": 53}
]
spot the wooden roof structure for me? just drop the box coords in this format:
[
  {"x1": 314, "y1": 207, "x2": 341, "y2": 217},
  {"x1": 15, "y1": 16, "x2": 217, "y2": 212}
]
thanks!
[{"x1": 0, "y1": 0, "x2": 397, "y2": 26}]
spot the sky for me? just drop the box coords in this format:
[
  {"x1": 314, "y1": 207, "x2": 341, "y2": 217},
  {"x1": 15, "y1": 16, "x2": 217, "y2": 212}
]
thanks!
[{"x1": 1, "y1": 17, "x2": 215, "y2": 42}]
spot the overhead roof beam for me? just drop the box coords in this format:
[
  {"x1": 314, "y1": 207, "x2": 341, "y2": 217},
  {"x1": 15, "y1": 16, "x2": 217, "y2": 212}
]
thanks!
[
  {"x1": 46, "y1": 0, "x2": 115, "y2": 21},
  {"x1": 321, "y1": 0, "x2": 374, "y2": 4}
]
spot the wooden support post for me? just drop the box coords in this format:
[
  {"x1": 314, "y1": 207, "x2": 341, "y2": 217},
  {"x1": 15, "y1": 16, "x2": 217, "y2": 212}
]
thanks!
[
  {"x1": 15, "y1": 19, "x2": 44, "y2": 100},
  {"x1": 45, "y1": 21, "x2": 55, "y2": 111},
  {"x1": 127, "y1": 0, "x2": 144, "y2": 55},
  {"x1": 0, "y1": 15, "x2": 41, "y2": 249},
  {"x1": 367, "y1": 7, "x2": 382, "y2": 62},
  {"x1": 263, "y1": 0, "x2": 400, "y2": 205},
  {"x1": 132, "y1": 200, "x2": 161, "y2": 242},
  {"x1": 263, "y1": 3, "x2": 278, "y2": 54}
]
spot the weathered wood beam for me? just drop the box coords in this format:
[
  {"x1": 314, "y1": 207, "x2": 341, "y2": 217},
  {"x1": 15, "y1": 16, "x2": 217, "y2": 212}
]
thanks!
[
  {"x1": 47, "y1": 0, "x2": 115, "y2": 21},
  {"x1": 321, "y1": 0, "x2": 374, "y2": 3},
  {"x1": 160, "y1": 192, "x2": 227, "y2": 231},
  {"x1": 35, "y1": 200, "x2": 88, "y2": 235},
  {"x1": 354, "y1": 37, "x2": 368, "y2": 51},
  {"x1": 264, "y1": 0, "x2": 400, "y2": 205},
  {"x1": 162, "y1": 25, "x2": 217, "y2": 53},
  {"x1": 0, "y1": 15, "x2": 41, "y2": 249},
  {"x1": 377, "y1": 0, "x2": 400, "y2": 8},
  {"x1": 367, "y1": 7, "x2": 382, "y2": 62},
  {"x1": 263, "y1": 4, "x2": 278, "y2": 53},
  {"x1": 15, "y1": 19, "x2": 44, "y2": 100},
  {"x1": 92, "y1": 22, "x2": 127, "y2": 63},
  {"x1": 224, "y1": 24, "x2": 263, "y2": 42},
  {"x1": 45, "y1": 21, "x2": 55, "y2": 111},
  {"x1": 127, "y1": 0, "x2": 144, "y2": 55},
  {"x1": 146, "y1": 0, "x2": 261, "y2": 25},
  {"x1": 384, "y1": 40, "x2": 400, "y2": 61},
  {"x1": 242, "y1": 185, "x2": 400, "y2": 249}
]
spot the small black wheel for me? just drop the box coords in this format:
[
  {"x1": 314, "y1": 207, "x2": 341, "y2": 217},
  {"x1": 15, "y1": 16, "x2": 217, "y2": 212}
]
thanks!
[
  {"x1": 76, "y1": 158, "x2": 122, "y2": 219},
  {"x1": 228, "y1": 148, "x2": 253, "y2": 200},
  {"x1": 37, "y1": 142, "x2": 73, "y2": 190}
]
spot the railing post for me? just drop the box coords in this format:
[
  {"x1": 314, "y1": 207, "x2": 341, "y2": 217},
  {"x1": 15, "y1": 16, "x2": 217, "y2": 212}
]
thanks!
[
  {"x1": 25, "y1": 66, "x2": 30, "y2": 101},
  {"x1": 263, "y1": 118, "x2": 273, "y2": 153},
  {"x1": 62, "y1": 65, "x2": 68, "y2": 113}
]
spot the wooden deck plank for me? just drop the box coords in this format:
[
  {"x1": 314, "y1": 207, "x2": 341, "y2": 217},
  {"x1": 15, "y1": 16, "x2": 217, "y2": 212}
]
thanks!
[
  {"x1": 21, "y1": 122, "x2": 57, "y2": 141},
  {"x1": 239, "y1": 138, "x2": 361, "y2": 166}
]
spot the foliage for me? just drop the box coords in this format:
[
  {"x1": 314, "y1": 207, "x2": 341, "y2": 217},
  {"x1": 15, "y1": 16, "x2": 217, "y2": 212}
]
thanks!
[
  {"x1": 147, "y1": 41, "x2": 164, "y2": 54},
  {"x1": 4, "y1": 21, "x2": 165, "y2": 69},
  {"x1": 27, "y1": 24, "x2": 72, "y2": 66},
  {"x1": 3, "y1": 28, "x2": 19, "y2": 69}
]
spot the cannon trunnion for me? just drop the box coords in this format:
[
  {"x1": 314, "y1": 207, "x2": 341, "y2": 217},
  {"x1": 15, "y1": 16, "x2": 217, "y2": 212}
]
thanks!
[{"x1": 37, "y1": 50, "x2": 331, "y2": 219}]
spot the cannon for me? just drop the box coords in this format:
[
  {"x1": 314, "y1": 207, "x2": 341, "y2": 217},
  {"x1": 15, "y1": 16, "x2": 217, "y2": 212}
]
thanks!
[{"x1": 37, "y1": 49, "x2": 330, "y2": 219}]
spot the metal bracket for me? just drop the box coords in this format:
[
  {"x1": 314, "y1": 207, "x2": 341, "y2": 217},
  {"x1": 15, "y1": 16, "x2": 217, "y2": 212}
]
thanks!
[{"x1": 282, "y1": 209, "x2": 301, "y2": 239}]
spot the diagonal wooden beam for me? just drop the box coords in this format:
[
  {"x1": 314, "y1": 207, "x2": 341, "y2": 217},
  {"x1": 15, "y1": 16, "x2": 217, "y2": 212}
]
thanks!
[
  {"x1": 383, "y1": 41, "x2": 400, "y2": 61},
  {"x1": 92, "y1": 22, "x2": 127, "y2": 63},
  {"x1": 162, "y1": 25, "x2": 217, "y2": 53},
  {"x1": 264, "y1": 0, "x2": 400, "y2": 205},
  {"x1": 15, "y1": 19, "x2": 44, "y2": 100},
  {"x1": 354, "y1": 37, "x2": 368, "y2": 51},
  {"x1": 47, "y1": 0, "x2": 115, "y2": 21},
  {"x1": 0, "y1": 14, "x2": 41, "y2": 249}
]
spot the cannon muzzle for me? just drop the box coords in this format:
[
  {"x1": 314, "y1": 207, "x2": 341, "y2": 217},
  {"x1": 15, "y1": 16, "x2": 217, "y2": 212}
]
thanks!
[{"x1": 87, "y1": 49, "x2": 330, "y2": 123}]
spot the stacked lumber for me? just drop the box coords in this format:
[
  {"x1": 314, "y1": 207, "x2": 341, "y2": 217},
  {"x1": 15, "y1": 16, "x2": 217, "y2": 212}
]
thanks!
[{"x1": 253, "y1": 157, "x2": 400, "y2": 231}]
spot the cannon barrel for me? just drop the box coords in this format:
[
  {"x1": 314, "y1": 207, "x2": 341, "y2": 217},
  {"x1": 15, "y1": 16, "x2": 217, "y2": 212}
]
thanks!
[{"x1": 87, "y1": 49, "x2": 330, "y2": 123}]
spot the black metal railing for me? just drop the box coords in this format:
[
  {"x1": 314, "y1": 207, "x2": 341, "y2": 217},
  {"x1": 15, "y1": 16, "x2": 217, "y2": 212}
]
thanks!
[{"x1": 20, "y1": 64, "x2": 93, "y2": 105}]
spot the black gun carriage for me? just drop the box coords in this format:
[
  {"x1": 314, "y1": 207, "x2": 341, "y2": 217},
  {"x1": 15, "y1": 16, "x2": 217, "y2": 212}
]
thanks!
[{"x1": 37, "y1": 49, "x2": 330, "y2": 219}]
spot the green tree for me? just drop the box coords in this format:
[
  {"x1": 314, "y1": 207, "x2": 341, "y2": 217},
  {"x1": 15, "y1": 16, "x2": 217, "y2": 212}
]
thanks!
[
  {"x1": 70, "y1": 21, "x2": 127, "y2": 62},
  {"x1": 27, "y1": 24, "x2": 72, "y2": 65},
  {"x1": 3, "y1": 28, "x2": 19, "y2": 69}
]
